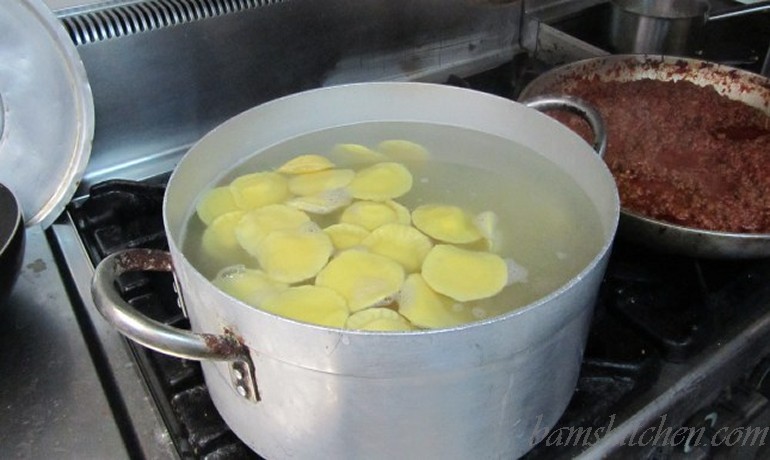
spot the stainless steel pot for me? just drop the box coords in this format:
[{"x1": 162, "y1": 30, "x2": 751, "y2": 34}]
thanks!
[
  {"x1": 519, "y1": 55, "x2": 770, "y2": 259},
  {"x1": 91, "y1": 82, "x2": 619, "y2": 459},
  {"x1": 609, "y1": 0, "x2": 770, "y2": 56}
]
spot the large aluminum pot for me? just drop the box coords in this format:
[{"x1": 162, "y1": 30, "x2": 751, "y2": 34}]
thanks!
[{"x1": 91, "y1": 82, "x2": 619, "y2": 459}]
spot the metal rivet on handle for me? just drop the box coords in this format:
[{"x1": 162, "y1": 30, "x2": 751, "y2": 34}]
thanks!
[{"x1": 230, "y1": 359, "x2": 259, "y2": 402}]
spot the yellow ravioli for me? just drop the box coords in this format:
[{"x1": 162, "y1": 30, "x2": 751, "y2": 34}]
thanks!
[
  {"x1": 277, "y1": 154, "x2": 335, "y2": 174},
  {"x1": 330, "y1": 143, "x2": 388, "y2": 165},
  {"x1": 361, "y1": 223, "x2": 433, "y2": 273},
  {"x1": 255, "y1": 228, "x2": 333, "y2": 283},
  {"x1": 399, "y1": 274, "x2": 475, "y2": 329},
  {"x1": 286, "y1": 188, "x2": 352, "y2": 215},
  {"x1": 288, "y1": 168, "x2": 355, "y2": 196},
  {"x1": 339, "y1": 200, "x2": 399, "y2": 231},
  {"x1": 346, "y1": 308, "x2": 413, "y2": 332},
  {"x1": 324, "y1": 223, "x2": 370, "y2": 251},
  {"x1": 212, "y1": 266, "x2": 287, "y2": 307},
  {"x1": 316, "y1": 250, "x2": 405, "y2": 311},
  {"x1": 347, "y1": 162, "x2": 413, "y2": 201},
  {"x1": 260, "y1": 285, "x2": 349, "y2": 328},
  {"x1": 196, "y1": 186, "x2": 239, "y2": 226},
  {"x1": 230, "y1": 172, "x2": 290, "y2": 210},
  {"x1": 376, "y1": 140, "x2": 430, "y2": 162},
  {"x1": 201, "y1": 211, "x2": 254, "y2": 268},
  {"x1": 421, "y1": 245, "x2": 508, "y2": 302},
  {"x1": 458, "y1": 238, "x2": 493, "y2": 253},
  {"x1": 386, "y1": 200, "x2": 411, "y2": 225},
  {"x1": 412, "y1": 204, "x2": 482, "y2": 244},
  {"x1": 234, "y1": 205, "x2": 310, "y2": 257}
]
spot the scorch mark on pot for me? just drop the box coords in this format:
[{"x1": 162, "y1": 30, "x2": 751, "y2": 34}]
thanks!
[{"x1": 200, "y1": 327, "x2": 251, "y2": 360}]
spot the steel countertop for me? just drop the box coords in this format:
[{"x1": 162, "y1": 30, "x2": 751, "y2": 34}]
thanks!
[{"x1": 0, "y1": 227, "x2": 129, "y2": 458}]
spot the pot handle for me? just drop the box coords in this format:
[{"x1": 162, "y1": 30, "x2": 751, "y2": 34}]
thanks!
[
  {"x1": 523, "y1": 95, "x2": 607, "y2": 158},
  {"x1": 91, "y1": 248, "x2": 260, "y2": 401}
]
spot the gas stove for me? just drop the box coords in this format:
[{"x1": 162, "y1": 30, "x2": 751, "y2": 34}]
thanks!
[{"x1": 46, "y1": 1, "x2": 770, "y2": 459}]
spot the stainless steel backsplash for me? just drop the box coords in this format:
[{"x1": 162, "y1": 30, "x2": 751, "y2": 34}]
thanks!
[{"x1": 58, "y1": 0, "x2": 523, "y2": 194}]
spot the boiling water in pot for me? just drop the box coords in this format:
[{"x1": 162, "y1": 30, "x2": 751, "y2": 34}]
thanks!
[{"x1": 181, "y1": 121, "x2": 604, "y2": 326}]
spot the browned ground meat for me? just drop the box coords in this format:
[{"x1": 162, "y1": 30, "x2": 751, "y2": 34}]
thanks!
[{"x1": 546, "y1": 79, "x2": 770, "y2": 233}]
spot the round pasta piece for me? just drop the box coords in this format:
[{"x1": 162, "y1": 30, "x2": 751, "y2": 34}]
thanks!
[
  {"x1": 376, "y1": 139, "x2": 430, "y2": 162},
  {"x1": 412, "y1": 204, "x2": 482, "y2": 244},
  {"x1": 346, "y1": 308, "x2": 413, "y2": 331},
  {"x1": 288, "y1": 168, "x2": 355, "y2": 196},
  {"x1": 316, "y1": 250, "x2": 405, "y2": 311},
  {"x1": 212, "y1": 266, "x2": 287, "y2": 307},
  {"x1": 386, "y1": 200, "x2": 411, "y2": 225},
  {"x1": 286, "y1": 188, "x2": 352, "y2": 215},
  {"x1": 260, "y1": 285, "x2": 349, "y2": 328},
  {"x1": 277, "y1": 154, "x2": 335, "y2": 174},
  {"x1": 235, "y1": 205, "x2": 310, "y2": 257},
  {"x1": 230, "y1": 172, "x2": 290, "y2": 210},
  {"x1": 339, "y1": 200, "x2": 399, "y2": 231},
  {"x1": 324, "y1": 223, "x2": 370, "y2": 251},
  {"x1": 347, "y1": 162, "x2": 413, "y2": 200},
  {"x1": 201, "y1": 211, "x2": 254, "y2": 267},
  {"x1": 421, "y1": 245, "x2": 508, "y2": 302},
  {"x1": 361, "y1": 223, "x2": 433, "y2": 273},
  {"x1": 196, "y1": 186, "x2": 239, "y2": 226},
  {"x1": 399, "y1": 274, "x2": 475, "y2": 329},
  {"x1": 330, "y1": 143, "x2": 388, "y2": 165},
  {"x1": 255, "y1": 227, "x2": 333, "y2": 283}
]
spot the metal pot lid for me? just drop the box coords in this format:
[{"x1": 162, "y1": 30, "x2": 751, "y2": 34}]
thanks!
[{"x1": 0, "y1": 0, "x2": 94, "y2": 228}]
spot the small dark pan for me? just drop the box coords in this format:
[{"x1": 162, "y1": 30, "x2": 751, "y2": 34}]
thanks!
[{"x1": 0, "y1": 183, "x2": 24, "y2": 304}]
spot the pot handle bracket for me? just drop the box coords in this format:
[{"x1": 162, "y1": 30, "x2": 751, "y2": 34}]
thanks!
[
  {"x1": 91, "y1": 248, "x2": 260, "y2": 402},
  {"x1": 524, "y1": 95, "x2": 607, "y2": 157}
]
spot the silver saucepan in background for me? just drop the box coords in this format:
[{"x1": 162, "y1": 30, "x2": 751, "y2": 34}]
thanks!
[
  {"x1": 609, "y1": 0, "x2": 770, "y2": 56},
  {"x1": 91, "y1": 82, "x2": 619, "y2": 459}
]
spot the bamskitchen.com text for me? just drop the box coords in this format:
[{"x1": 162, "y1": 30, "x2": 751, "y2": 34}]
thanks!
[{"x1": 530, "y1": 414, "x2": 769, "y2": 450}]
